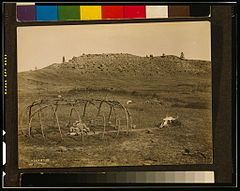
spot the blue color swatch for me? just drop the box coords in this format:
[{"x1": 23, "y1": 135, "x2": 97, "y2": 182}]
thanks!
[{"x1": 36, "y1": 6, "x2": 58, "y2": 21}]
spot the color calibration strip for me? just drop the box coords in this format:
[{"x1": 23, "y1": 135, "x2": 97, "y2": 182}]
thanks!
[
  {"x1": 16, "y1": 3, "x2": 210, "y2": 22},
  {"x1": 21, "y1": 171, "x2": 215, "y2": 186}
]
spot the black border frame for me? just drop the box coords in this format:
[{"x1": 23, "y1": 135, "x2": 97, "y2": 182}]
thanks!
[{"x1": 2, "y1": 2, "x2": 237, "y2": 188}]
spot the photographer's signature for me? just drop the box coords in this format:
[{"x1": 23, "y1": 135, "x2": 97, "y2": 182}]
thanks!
[{"x1": 29, "y1": 158, "x2": 50, "y2": 166}]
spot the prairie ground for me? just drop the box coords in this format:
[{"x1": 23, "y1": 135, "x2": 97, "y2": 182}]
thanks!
[{"x1": 18, "y1": 78, "x2": 212, "y2": 168}]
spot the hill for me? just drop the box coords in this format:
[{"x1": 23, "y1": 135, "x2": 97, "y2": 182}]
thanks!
[{"x1": 18, "y1": 53, "x2": 211, "y2": 94}]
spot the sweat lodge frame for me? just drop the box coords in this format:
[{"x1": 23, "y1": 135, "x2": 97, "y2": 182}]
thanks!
[
  {"x1": 22, "y1": 98, "x2": 133, "y2": 140},
  {"x1": 2, "y1": 3, "x2": 237, "y2": 188}
]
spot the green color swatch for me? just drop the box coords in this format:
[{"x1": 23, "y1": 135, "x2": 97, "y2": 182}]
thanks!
[{"x1": 58, "y1": 6, "x2": 80, "y2": 20}]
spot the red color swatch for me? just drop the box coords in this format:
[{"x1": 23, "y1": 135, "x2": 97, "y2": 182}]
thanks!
[
  {"x1": 102, "y1": 6, "x2": 124, "y2": 19},
  {"x1": 124, "y1": 6, "x2": 146, "y2": 19}
]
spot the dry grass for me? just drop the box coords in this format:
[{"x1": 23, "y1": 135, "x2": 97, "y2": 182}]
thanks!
[{"x1": 18, "y1": 87, "x2": 212, "y2": 168}]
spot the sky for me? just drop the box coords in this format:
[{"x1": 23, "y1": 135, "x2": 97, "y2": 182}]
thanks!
[{"x1": 17, "y1": 21, "x2": 211, "y2": 72}]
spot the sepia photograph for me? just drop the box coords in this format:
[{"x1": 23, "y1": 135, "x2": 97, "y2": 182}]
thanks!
[{"x1": 17, "y1": 21, "x2": 213, "y2": 168}]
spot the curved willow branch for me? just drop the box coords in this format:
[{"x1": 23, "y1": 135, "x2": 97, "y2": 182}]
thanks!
[{"x1": 28, "y1": 104, "x2": 51, "y2": 137}]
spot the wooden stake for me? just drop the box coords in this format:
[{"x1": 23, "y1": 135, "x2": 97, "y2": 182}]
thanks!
[
  {"x1": 116, "y1": 119, "x2": 121, "y2": 137},
  {"x1": 129, "y1": 115, "x2": 133, "y2": 132},
  {"x1": 38, "y1": 105, "x2": 45, "y2": 139},
  {"x1": 119, "y1": 103, "x2": 129, "y2": 134},
  {"x1": 52, "y1": 105, "x2": 63, "y2": 139},
  {"x1": 97, "y1": 101, "x2": 104, "y2": 116},
  {"x1": 102, "y1": 114, "x2": 106, "y2": 139},
  {"x1": 108, "y1": 106, "x2": 113, "y2": 122},
  {"x1": 82, "y1": 101, "x2": 88, "y2": 119},
  {"x1": 28, "y1": 115, "x2": 33, "y2": 137},
  {"x1": 67, "y1": 106, "x2": 74, "y2": 126},
  {"x1": 28, "y1": 104, "x2": 33, "y2": 135}
]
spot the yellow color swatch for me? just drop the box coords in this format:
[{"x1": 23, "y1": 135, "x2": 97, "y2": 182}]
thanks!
[{"x1": 80, "y1": 6, "x2": 102, "y2": 20}]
